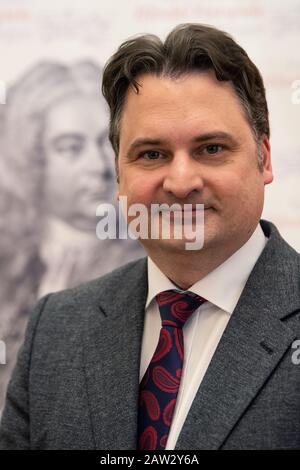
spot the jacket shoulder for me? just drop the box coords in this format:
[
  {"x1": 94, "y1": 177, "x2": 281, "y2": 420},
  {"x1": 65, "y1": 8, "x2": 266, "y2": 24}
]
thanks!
[
  {"x1": 18, "y1": 256, "x2": 147, "y2": 365},
  {"x1": 38, "y1": 256, "x2": 147, "y2": 319}
]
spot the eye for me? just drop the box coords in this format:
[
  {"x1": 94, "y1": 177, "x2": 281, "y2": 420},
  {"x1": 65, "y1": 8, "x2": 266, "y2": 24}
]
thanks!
[
  {"x1": 140, "y1": 150, "x2": 162, "y2": 160},
  {"x1": 52, "y1": 138, "x2": 84, "y2": 158},
  {"x1": 204, "y1": 144, "x2": 223, "y2": 155}
]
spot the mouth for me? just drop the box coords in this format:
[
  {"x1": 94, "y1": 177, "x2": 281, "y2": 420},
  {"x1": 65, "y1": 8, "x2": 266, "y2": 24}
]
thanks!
[
  {"x1": 183, "y1": 207, "x2": 211, "y2": 211},
  {"x1": 158, "y1": 206, "x2": 213, "y2": 223},
  {"x1": 160, "y1": 206, "x2": 212, "y2": 213}
]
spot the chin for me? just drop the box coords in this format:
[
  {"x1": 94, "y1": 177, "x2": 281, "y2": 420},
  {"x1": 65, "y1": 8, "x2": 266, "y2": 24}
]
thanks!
[{"x1": 145, "y1": 237, "x2": 205, "y2": 254}]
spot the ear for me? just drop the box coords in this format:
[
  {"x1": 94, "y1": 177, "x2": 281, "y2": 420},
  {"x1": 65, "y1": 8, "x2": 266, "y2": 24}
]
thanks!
[{"x1": 260, "y1": 135, "x2": 273, "y2": 185}]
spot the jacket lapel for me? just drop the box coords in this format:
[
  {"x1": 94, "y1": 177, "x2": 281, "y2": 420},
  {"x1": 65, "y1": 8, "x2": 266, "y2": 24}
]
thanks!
[
  {"x1": 82, "y1": 258, "x2": 148, "y2": 450},
  {"x1": 175, "y1": 221, "x2": 300, "y2": 449}
]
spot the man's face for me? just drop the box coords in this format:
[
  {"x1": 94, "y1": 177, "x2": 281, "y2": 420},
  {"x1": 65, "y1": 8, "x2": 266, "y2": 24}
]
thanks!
[
  {"x1": 43, "y1": 96, "x2": 115, "y2": 231},
  {"x1": 117, "y1": 72, "x2": 273, "y2": 255}
]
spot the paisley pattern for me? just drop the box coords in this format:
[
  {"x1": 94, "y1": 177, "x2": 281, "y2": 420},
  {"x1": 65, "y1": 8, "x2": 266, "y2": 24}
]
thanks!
[
  {"x1": 171, "y1": 301, "x2": 195, "y2": 323},
  {"x1": 163, "y1": 399, "x2": 176, "y2": 426},
  {"x1": 160, "y1": 434, "x2": 168, "y2": 449},
  {"x1": 139, "y1": 426, "x2": 157, "y2": 450},
  {"x1": 156, "y1": 291, "x2": 183, "y2": 305},
  {"x1": 140, "y1": 390, "x2": 160, "y2": 421},
  {"x1": 174, "y1": 328, "x2": 184, "y2": 361},
  {"x1": 153, "y1": 366, "x2": 181, "y2": 393},
  {"x1": 152, "y1": 329, "x2": 172, "y2": 362},
  {"x1": 137, "y1": 289, "x2": 206, "y2": 450}
]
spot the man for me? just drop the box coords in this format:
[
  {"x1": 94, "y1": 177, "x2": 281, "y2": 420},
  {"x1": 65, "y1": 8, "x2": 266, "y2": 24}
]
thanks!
[
  {"x1": 0, "y1": 23, "x2": 299, "y2": 450},
  {"x1": 0, "y1": 61, "x2": 143, "y2": 419}
]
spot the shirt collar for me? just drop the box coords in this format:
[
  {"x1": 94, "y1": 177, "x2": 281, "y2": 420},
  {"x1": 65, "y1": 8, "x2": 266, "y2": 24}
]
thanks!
[{"x1": 146, "y1": 223, "x2": 268, "y2": 314}]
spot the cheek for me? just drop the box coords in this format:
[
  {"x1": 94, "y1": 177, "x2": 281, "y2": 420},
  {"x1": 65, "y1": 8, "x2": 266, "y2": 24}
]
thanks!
[
  {"x1": 119, "y1": 172, "x2": 158, "y2": 204},
  {"x1": 209, "y1": 172, "x2": 242, "y2": 200},
  {"x1": 210, "y1": 165, "x2": 261, "y2": 198},
  {"x1": 45, "y1": 158, "x2": 77, "y2": 198},
  {"x1": 214, "y1": 171, "x2": 264, "y2": 215},
  {"x1": 45, "y1": 153, "x2": 71, "y2": 178}
]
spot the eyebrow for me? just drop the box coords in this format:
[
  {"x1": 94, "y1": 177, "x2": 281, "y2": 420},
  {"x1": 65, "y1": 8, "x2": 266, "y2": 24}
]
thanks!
[
  {"x1": 50, "y1": 129, "x2": 108, "y2": 145},
  {"x1": 51, "y1": 133, "x2": 85, "y2": 144},
  {"x1": 193, "y1": 131, "x2": 237, "y2": 145},
  {"x1": 125, "y1": 131, "x2": 238, "y2": 158}
]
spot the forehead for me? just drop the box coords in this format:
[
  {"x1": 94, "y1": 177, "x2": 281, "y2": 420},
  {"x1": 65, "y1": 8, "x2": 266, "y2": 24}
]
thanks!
[
  {"x1": 44, "y1": 95, "x2": 108, "y2": 139},
  {"x1": 120, "y1": 72, "x2": 250, "y2": 142}
]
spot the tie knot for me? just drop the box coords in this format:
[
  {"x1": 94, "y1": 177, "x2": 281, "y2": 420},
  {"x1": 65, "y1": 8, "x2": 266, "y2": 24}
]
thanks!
[{"x1": 156, "y1": 289, "x2": 206, "y2": 328}]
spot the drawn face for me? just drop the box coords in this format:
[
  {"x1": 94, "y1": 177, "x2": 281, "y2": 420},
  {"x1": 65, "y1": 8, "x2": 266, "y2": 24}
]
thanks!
[
  {"x1": 43, "y1": 95, "x2": 115, "y2": 231},
  {"x1": 117, "y1": 72, "x2": 273, "y2": 255}
]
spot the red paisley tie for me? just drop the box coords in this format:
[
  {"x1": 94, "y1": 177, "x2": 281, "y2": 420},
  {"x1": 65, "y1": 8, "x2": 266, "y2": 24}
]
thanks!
[{"x1": 137, "y1": 289, "x2": 206, "y2": 450}]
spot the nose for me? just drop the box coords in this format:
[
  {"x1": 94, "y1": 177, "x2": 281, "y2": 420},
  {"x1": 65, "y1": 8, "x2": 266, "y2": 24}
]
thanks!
[
  {"x1": 162, "y1": 153, "x2": 204, "y2": 199},
  {"x1": 84, "y1": 141, "x2": 114, "y2": 182}
]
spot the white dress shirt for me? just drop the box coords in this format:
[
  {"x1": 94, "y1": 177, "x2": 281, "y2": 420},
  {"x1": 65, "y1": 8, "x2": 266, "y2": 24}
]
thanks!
[{"x1": 139, "y1": 224, "x2": 268, "y2": 450}]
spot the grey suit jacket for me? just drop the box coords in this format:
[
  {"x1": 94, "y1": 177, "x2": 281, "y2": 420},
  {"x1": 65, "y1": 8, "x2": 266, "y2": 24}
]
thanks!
[{"x1": 1, "y1": 220, "x2": 300, "y2": 450}]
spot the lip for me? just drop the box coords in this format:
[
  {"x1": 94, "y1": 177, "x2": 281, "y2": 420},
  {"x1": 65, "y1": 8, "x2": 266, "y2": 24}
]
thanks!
[
  {"x1": 156, "y1": 205, "x2": 213, "y2": 214},
  {"x1": 160, "y1": 207, "x2": 213, "y2": 216},
  {"x1": 177, "y1": 207, "x2": 211, "y2": 212}
]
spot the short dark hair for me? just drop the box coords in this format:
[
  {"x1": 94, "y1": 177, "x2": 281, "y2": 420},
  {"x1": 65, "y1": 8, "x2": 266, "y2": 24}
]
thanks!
[{"x1": 102, "y1": 23, "x2": 269, "y2": 159}]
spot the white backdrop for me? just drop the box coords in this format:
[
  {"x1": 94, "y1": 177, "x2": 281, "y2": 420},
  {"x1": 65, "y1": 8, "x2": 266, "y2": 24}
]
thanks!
[{"x1": 0, "y1": 0, "x2": 299, "y2": 249}]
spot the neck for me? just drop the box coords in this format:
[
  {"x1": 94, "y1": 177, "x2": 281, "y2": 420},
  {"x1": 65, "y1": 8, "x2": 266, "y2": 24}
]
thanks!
[{"x1": 143, "y1": 238, "x2": 250, "y2": 290}]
